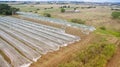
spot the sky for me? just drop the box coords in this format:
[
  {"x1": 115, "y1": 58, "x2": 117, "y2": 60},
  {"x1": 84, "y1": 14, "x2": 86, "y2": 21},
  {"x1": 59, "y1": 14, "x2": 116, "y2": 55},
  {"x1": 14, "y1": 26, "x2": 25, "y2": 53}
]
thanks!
[{"x1": 0, "y1": 0, "x2": 120, "y2": 2}]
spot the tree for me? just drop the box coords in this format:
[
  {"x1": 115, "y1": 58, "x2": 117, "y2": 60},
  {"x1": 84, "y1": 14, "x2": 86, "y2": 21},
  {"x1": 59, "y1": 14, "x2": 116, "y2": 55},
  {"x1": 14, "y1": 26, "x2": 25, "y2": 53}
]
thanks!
[
  {"x1": 0, "y1": 4, "x2": 19, "y2": 15},
  {"x1": 61, "y1": 8, "x2": 65, "y2": 13},
  {"x1": 11, "y1": 7, "x2": 20, "y2": 14}
]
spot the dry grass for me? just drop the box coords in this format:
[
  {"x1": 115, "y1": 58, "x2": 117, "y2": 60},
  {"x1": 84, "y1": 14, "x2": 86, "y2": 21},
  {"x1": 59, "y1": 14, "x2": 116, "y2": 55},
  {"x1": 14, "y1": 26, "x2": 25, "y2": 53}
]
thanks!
[{"x1": 12, "y1": 4, "x2": 120, "y2": 30}]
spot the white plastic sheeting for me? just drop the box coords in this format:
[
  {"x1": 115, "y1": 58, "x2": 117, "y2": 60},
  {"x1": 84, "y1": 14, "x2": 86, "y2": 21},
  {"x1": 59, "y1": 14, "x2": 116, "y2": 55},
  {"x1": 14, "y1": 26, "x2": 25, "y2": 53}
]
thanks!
[
  {"x1": 0, "y1": 24, "x2": 48, "y2": 54},
  {"x1": 0, "y1": 30, "x2": 41, "y2": 62},
  {"x1": 0, "y1": 17, "x2": 80, "y2": 45},
  {"x1": 0, "y1": 38, "x2": 32, "y2": 67},
  {"x1": 0, "y1": 54, "x2": 11, "y2": 67},
  {"x1": 0, "y1": 22, "x2": 59, "y2": 51},
  {"x1": 17, "y1": 12, "x2": 96, "y2": 34},
  {"x1": 0, "y1": 16, "x2": 80, "y2": 67}
]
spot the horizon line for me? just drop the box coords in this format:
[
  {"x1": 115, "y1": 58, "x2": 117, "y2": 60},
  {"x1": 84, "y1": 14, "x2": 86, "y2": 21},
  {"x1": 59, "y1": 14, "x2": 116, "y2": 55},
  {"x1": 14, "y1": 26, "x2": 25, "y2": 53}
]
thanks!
[{"x1": 0, "y1": 1, "x2": 120, "y2": 3}]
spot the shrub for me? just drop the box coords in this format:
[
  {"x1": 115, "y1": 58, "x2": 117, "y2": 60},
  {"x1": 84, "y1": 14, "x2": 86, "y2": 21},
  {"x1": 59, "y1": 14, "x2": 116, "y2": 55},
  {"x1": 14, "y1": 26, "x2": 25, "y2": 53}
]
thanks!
[
  {"x1": 35, "y1": 11, "x2": 37, "y2": 13},
  {"x1": 61, "y1": 8, "x2": 65, "y2": 13},
  {"x1": 71, "y1": 19, "x2": 85, "y2": 24},
  {"x1": 37, "y1": 8, "x2": 40, "y2": 10},
  {"x1": 62, "y1": 6, "x2": 67, "y2": 8},
  {"x1": 100, "y1": 26, "x2": 106, "y2": 30},
  {"x1": 43, "y1": 13, "x2": 51, "y2": 17},
  {"x1": 51, "y1": 7, "x2": 53, "y2": 9},
  {"x1": 68, "y1": 6, "x2": 70, "y2": 8},
  {"x1": 102, "y1": 44, "x2": 116, "y2": 59},
  {"x1": 74, "y1": 8, "x2": 77, "y2": 10},
  {"x1": 29, "y1": 11, "x2": 32, "y2": 12},
  {"x1": 44, "y1": 8, "x2": 47, "y2": 10},
  {"x1": 111, "y1": 11, "x2": 120, "y2": 19}
]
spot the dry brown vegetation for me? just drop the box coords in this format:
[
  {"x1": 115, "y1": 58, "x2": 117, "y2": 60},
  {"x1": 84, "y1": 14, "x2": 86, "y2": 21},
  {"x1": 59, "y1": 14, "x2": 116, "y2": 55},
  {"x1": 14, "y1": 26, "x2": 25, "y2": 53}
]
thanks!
[{"x1": 12, "y1": 4, "x2": 120, "y2": 30}]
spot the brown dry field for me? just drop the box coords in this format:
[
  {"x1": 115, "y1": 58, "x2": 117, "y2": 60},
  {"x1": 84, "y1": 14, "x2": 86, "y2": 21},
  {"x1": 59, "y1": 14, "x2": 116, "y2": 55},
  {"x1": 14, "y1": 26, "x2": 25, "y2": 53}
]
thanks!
[
  {"x1": 12, "y1": 4, "x2": 120, "y2": 30},
  {"x1": 50, "y1": 6, "x2": 120, "y2": 30}
]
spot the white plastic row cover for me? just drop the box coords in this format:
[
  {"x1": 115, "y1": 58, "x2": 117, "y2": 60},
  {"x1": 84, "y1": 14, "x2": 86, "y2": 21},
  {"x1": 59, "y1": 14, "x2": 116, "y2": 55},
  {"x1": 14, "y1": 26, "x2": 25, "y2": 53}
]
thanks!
[
  {"x1": 0, "y1": 16, "x2": 81, "y2": 67},
  {"x1": 0, "y1": 38, "x2": 32, "y2": 67}
]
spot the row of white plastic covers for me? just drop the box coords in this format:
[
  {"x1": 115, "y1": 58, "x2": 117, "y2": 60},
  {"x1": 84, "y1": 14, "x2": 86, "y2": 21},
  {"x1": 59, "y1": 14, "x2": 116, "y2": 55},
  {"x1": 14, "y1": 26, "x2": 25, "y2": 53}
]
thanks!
[
  {"x1": 17, "y1": 12, "x2": 96, "y2": 34},
  {"x1": 0, "y1": 16, "x2": 80, "y2": 67}
]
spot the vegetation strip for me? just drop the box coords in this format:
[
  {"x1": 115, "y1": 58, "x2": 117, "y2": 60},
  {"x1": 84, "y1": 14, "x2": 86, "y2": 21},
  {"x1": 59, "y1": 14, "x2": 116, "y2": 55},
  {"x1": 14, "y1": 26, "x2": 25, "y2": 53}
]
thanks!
[{"x1": 59, "y1": 43, "x2": 116, "y2": 67}]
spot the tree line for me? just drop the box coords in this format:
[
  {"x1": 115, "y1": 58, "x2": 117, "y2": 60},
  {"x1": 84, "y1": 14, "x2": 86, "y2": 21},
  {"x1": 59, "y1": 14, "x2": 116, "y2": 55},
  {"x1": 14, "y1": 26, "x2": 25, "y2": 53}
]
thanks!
[{"x1": 0, "y1": 4, "x2": 19, "y2": 15}]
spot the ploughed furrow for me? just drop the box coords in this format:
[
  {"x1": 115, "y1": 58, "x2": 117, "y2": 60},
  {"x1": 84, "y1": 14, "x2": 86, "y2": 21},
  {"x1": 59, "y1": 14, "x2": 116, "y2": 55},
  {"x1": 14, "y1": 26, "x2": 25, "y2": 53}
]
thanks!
[
  {"x1": 0, "y1": 38, "x2": 32, "y2": 67},
  {"x1": 0, "y1": 22, "x2": 59, "y2": 51},
  {"x1": 0, "y1": 30, "x2": 41, "y2": 62},
  {"x1": 0, "y1": 24, "x2": 48, "y2": 54},
  {"x1": 0, "y1": 54, "x2": 11, "y2": 67},
  {"x1": 2, "y1": 17, "x2": 80, "y2": 41}
]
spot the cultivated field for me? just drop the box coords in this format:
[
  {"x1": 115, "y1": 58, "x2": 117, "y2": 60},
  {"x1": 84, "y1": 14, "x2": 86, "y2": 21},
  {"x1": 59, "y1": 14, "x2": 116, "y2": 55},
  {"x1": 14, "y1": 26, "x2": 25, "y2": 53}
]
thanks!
[
  {"x1": 0, "y1": 16, "x2": 81, "y2": 67},
  {"x1": 0, "y1": 4, "x2": 119, "y2": 67}
]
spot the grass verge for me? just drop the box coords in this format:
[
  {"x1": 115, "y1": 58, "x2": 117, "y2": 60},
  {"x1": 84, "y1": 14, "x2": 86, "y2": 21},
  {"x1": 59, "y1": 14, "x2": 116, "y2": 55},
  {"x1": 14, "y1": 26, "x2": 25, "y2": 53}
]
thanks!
[
  {"x1": 95, "y1": 28, "x2": 120, "y2": 37},
  {"x1": 59, "y1": 43, "x2": 116, "y2": 67}
]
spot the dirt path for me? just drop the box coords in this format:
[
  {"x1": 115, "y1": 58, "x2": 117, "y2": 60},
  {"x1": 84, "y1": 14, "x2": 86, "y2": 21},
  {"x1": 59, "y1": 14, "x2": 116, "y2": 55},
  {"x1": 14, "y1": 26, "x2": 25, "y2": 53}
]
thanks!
[{"x1": 106, "y1": 40, "x2": 120, "y2": 67}]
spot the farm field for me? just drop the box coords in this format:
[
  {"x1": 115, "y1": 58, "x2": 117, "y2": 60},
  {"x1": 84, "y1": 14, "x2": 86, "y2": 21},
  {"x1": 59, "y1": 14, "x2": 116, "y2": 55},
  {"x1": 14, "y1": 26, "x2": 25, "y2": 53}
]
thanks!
[
  {"x1": 12, "y1": 4, "x2": 120, "y2": 30},
  {"x1": 11, "y1": 4, "x2": 120, "y2": 67},
  {"x1": 0, "y1": 16, "x2": 81, "y2": 67},
  {"x1": 0, "y1": 2, "x2": 120, "y2": 67}
]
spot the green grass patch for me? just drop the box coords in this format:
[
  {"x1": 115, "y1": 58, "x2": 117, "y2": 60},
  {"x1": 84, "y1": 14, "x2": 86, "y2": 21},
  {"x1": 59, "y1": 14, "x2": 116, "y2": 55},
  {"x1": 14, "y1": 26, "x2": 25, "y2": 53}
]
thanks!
[
  {"x1": 111, "y1": 11, "x2": 120, "y2": 19},
  {"x1": 70, "y1": 19, "x2": 85, "y2": 24},
  {"x1": 95, "y1": 27, "x2": 120, "y2": 37},
  {"x1": 59, "y1": 43, "x2": 116, "y2": 67},
  {"x1": 43, "y1": 13, "x2": 51, "y2": 17}
]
